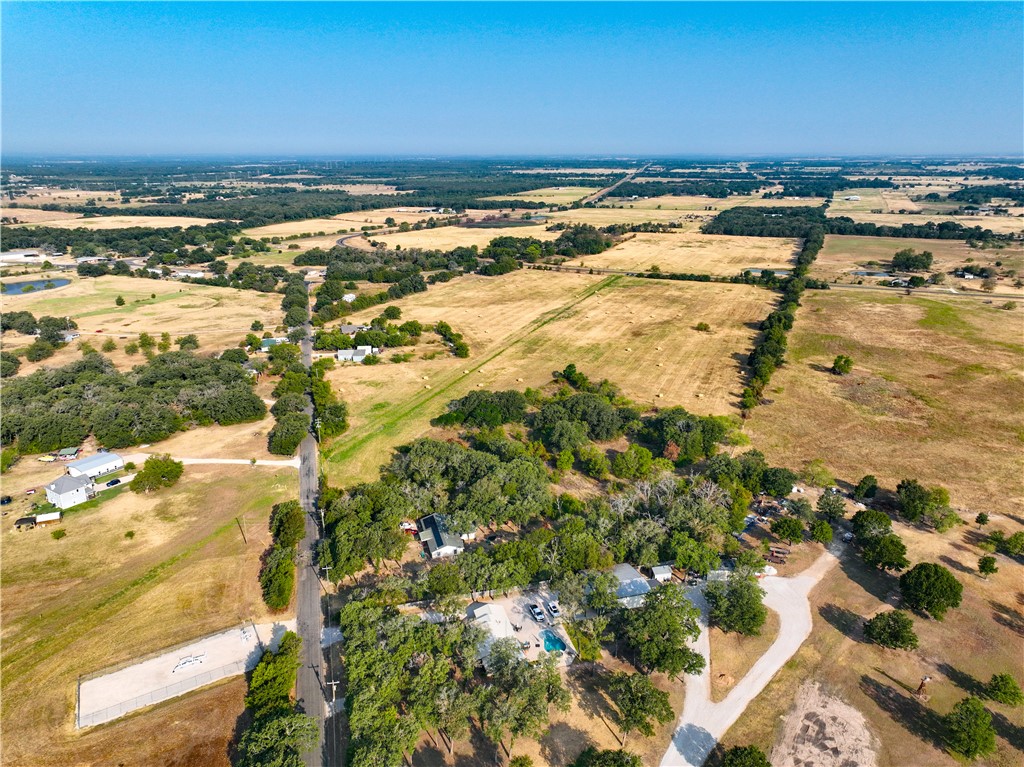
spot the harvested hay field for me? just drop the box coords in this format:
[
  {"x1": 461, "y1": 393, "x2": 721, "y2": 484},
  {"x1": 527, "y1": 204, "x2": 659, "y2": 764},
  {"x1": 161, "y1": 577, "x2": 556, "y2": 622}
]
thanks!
[
  {"x1": 815, "y1": 235, "x2": 1024, "y2": 294},
  {"x1": 544, "y1": 206, "x2": 708, "y2": 229},
  {"x1": 825, "y1": 207, "x2": 1024, "y2": 236},
  {"x1": 721, "y1": 513, "x2": 1024, "y2": 767},
  {"x1": 0, "y1": 465, "x2": 296, "y2": 766},
  {"x1": 579, "y1": 232, "x2": 799, "y2": 275},
  {"x1": 3, "y1": 274, "x2": 282, "y2": 338},
  {"x1": 746, "y1": 290, "x2": 1024, "y2": 516},
  {"x1": 242, "y1": 217, "x2": 357, "y2": 238},
  {"x1": 484, "y1": 186, "x2": 602, "y2": 203},
  {"x1": 1, "y1": 206, "x2": 84, "y2": 224},
  {"x1": 370, "y1": 224, "x2": 558, "y2": 251},
  {"x1": 12, "y1": 215, "x2": 223, "y2": 230},
  {"x1": 10, "y1": 188, "x2": 121, "y2": 206},
  {"x1": 321, "y1": 271, "x2": 772, "y2": 485}
]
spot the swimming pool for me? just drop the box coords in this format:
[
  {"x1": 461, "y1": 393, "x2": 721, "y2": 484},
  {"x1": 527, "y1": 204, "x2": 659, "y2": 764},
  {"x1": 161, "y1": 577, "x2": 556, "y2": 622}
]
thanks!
[{"x1": 541, "y1": 629, "x2": 566, "y2": 652}]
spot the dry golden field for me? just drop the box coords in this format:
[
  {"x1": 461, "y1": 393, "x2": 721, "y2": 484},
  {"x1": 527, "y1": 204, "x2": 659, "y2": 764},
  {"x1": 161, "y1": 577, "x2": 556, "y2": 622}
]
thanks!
[
  {"x1": 370, "y1": 223, "x2": 559, "y2": 251},
  {"x1": 9, "y1": 188, "x2": 121, "y2": 206},
  {"x1": 484, "y1": 186, "x2": 602, "y2": 203},
  {"x1": 1, "y1": 206, "x2": 84, "y2": 224},
  {"x1": 815, "y1": 235, "x2": 1024, "y2": 294},
  {"x1": 746, "y1": 290, "x2": 1024, "y2": 516},
  {"x1": 579, "y1": 232, "x2": 800, "y2": 275},
  {"x1": 321, "y1": 271, "x2": 773, "y2": 485},
  {"x1": 0, "y1": 464, "x2": 296, "y2": 767},
  {"x1": 827, "y1": 190, "x2": 1024, "y2": 235},
  {"x1": 11, "y1": 214, "x2": 224, "y2": 230}
]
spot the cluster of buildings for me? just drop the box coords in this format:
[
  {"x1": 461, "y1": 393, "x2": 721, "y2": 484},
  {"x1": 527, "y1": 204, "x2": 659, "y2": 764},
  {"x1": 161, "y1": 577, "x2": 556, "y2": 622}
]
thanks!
[{"x1": 43, "y1": 452, "x2": 125, "y2": 510}]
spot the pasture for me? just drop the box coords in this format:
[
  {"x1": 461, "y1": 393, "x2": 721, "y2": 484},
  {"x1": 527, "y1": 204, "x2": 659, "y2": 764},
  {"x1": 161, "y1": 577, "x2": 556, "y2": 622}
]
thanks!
[
  {"x1": 0, "y1": 464, "x2": 296, "y2": 766},
  {"x1": 370, "y1": 223, "x2": 559, "y2": 251},
  {"x1": 12, "y1": 214, "x2": 224, "y2": 230},
  {"x1": 1, "y1": 206, "x2": 84, "y2": 224},
  {"x1": 320, "y1": 271, "x2": 773, "y2": 485},
  {"x1": 815, "y1": 235, "x2": 1024, "y2": 293},
  {"x1": 827, "y1": 191, "x2": 1024, "y2": 235},
  {"x1": 484, "y1": 186, "x2": 602, "y2": 204},
  {"x1": 578, "y1": 232, "x2": 799, "y2": 275},
  {"x1": 746, "y1": 290, "x2": 1024, "y2": 516}
]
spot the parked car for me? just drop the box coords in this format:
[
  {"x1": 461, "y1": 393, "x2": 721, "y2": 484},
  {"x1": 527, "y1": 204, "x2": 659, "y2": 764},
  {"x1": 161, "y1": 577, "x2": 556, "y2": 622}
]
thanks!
[
  {"x1": 546, "y1": 601, "x2": 561, "y2": 619},
  {"x1": 842, "y1": 532, "x2": 854, "y2": 543},
  {"x1": 527, "y1": 604, "x2": 546, "y2": 623},
  {"x1": 0, "y1": 496, "x2": 12, "y2": 505},
  {"x1": 37, "y1": 455, "x2": 57, "y2": 463},
  {"x1": 25, "y1": 489, "x2": 36, "y2": 495},
  {"x1": 106, "y1": 478, "x2": 121, "y2": 487}
]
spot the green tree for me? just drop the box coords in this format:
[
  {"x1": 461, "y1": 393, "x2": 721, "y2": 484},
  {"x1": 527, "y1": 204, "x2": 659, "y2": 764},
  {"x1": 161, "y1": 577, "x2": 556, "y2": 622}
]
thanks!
[
  {"x1": 817, "y1": 492, "x2": 846, "y2": 521},
  {"x1": 570, "y1": 747, "x2": 642, "y2": 767},
  {"x1": 978, "y1": 555, "x2": 998, "y2": 579},
  {"x1": 771, "y1": 516, "x2": 804, "y2": 545},
  {"x1": 975, "y1": 512, "x2": 989, "y2": 527},
  {"x1": 944, "y1": 697, "x2": 996, "y2": 759},
  {"x1": 831, "y1": 355, "x2": 853, "y2": 375},
  {"x1": 260, "y1": 544, "x2": 296, "y2": 610},
  {"x1": 854, "y1": 475, "x2": 878, "y2": 499},
  {"x1": 705, "y1": 575, "x2": 767, "y2": 636},
  {"x1": 115, "y1": 295, "x2": 125, "y2": 306},
  {"x1": 158, "y1": 332, "x2": 172, "y2": 353},
  {"x1": 555, "y1": 449, "x2": 574, "y2": 472},
  {"x1": 577, "y1": 446, "x2": 610, "y2": 480},
  {"x1": 900, "y1": 562, "x2": 963, "y2": 620},
  {"x1": 720, "y1": 745, "x2": 771, "y2": 767},
  {"x1": 176, "y1": 334, "x2": 200, "y2": 351},
  {"x1": 608, "y1": 672, "x2": 673, "y2": 747},
  {"x1": 852, "y1": 508, "x2": 892, "y2": 541},
  {"x1": 986, "y1": 673, "x2": 1024, "y2": 706},
  {"x1": 863, "y1": 610, "x2": 918, "y2": 650},
  {"x1": 251, "y1": 320, "x2": 264, "y2": 331},
  {"x1": 101, "y1": 338, "x2": 117, "y2": 352},
  {"x1": 620, "y1": 583, "x2": 705, "y2": 677},
  {"x1": 124, "y1": 341, "x2": 139, "y2": 355},
  {"x1": 270, "y1": 500, "x2": 305, "y2": 548},
  {"x1": 1003, "y1": 531, "x2": 1024, "y2": 556},
  {"x1": 611, "y1": 444, "x2": 654, "y2": 480},
  {"x1": 129, "y1": 454, "x2": 184, "y2": 493},
  {"x1": 809, "y1": 519, "x2": 833, "y2": 545},
  {"x1": 802, "y1": 458, "x2": 834, "y2": 487},
  {"x1": 862, "y1": 534, "x2": 909, "y2": 572}
]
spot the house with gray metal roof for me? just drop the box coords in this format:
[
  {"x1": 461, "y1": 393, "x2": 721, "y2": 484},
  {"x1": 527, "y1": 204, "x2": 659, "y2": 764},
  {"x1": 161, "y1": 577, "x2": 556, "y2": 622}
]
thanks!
[
  {"x1": 611, "y1": 563, "x2": 652, "y2": 609},
  {"x1": 45, "y1": 474, "x2": 95, "y2": 510}
]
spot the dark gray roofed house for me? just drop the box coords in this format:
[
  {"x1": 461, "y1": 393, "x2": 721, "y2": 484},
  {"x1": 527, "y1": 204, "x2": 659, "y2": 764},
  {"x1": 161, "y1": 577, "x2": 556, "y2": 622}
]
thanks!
[{"x1": 417, "y1": 513, "x2": 465, "y2": 559}]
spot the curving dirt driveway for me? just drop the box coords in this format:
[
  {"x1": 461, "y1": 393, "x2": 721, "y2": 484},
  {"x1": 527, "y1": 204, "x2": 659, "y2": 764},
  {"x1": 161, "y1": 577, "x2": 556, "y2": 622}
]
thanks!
[{"x1": 660, "y1": 547, "x2": 840, "y2": 767}]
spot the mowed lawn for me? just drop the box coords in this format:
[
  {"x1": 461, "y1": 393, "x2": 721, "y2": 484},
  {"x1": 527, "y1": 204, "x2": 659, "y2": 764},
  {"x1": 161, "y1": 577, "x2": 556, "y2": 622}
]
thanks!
[
  {"x1": 320, "y1": 270, "x2": 774, "y2": 486},
  {"x1": 578, "y1": 232, "x2": 799, "y2": 275},
  {"x1": 746, "y1": 290, "x2": 1024, "y2": 517},
  {"x1": 815, "y1": 235, "x2": 1024, "y2": 294},
  {"x1": 0, "y1": 465, "x2": 296, "y2": 767}
]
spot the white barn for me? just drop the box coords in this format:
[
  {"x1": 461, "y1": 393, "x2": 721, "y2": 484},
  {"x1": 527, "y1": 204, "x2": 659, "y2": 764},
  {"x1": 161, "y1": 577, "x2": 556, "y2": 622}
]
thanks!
[{"x1": 66, "y1": 453, "x2": 124, "y2": 480}]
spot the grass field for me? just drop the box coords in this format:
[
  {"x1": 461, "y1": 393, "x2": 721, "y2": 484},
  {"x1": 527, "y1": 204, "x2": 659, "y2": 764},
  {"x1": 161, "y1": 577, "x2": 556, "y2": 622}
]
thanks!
[
  {"x1": 0, "y1": 464, "x2": 296, "y2": 767},
  {"x1": 484, "y1": 186, "x2": 602, "y2": 204},
  {"x1": 320, "y1": 270, "x2": 773, "y2": 486},
  {"x1": 242, "y1": 207, "x2": 453, "y2": 239},
  {"x1": 719, "y1": 514, "x2": 1024, "y2": 767},
  {"x1": 12, "y1": 215, "x2": 224, "y2": 230},
  {"x1": 369, "y1": 223, "x2": 559, "y2": 251},
  {"x1": 827, "y1": 192, "x2": 1024, "y2": 235},
  {"x1": 1, "y1": 206, "x2": 85, "y2": 224},
  {"x1": 578, "y1": 232, "x2": 799, "y2": 275},
  {"x1": 815, "y1": 235, "x2": 1024, "y2": 294},
  {"x1": 746, "y1": 290, "x2": 1024, "y2": 516}
]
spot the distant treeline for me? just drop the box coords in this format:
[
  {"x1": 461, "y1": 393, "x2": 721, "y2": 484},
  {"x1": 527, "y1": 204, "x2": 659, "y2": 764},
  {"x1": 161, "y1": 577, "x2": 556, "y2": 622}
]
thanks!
[
  {"x1": 612, "y1": 180, "x2": 765, "y2": 198},
  {"x1": 766, "y1": 176, "x2": 895, "y2": 199},
  {"x1": 948, "y1": 185, "x2": 1024, "y2": 205},
  {"x1": 1, "y1": 221, "x2": 242, "y2": 255}
]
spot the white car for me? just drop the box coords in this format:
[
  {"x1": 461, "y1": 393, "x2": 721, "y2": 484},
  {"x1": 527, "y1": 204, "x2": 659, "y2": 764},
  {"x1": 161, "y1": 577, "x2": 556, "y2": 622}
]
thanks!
[
  {"x1": 527, "y1": 604, "x2": 546, "y2": 623},
  {"x1": 546, "y1": 601, "x2": 561, "y2": 619}
]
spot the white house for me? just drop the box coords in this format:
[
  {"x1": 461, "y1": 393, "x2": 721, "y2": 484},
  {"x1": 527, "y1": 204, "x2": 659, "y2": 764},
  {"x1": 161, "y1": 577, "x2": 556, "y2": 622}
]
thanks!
[
  {"x1": 469, "y1": 602, "x2": 520, "y2": 673},
  {"x1": 337, "y1": 345, "x2": 379, "y2": 363},
  {"x1": 612, "y1": 563, "x2": 652, "y2": 609},
  {"x1": 341, "y1": 293, "x2": 357, "y2": 303},
  {"x1": 66, "y1": 452, "x2": 124, "y2": 480},
  {"x1": 45, "y1": 475, "x2": 95, "y2": 510},
  {"x1": 417, "y1": 514, "x2": 465, "y2": 559}
]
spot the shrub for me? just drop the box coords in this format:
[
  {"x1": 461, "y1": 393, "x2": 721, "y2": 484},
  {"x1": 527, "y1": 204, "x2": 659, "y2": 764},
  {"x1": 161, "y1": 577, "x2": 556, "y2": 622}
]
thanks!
[
  {"x1": 986, "y1": 673, "x2": 1023, "y2": 706},
  {"x1": 863, "y1": 610, "x2": 918, "y2": 650},
  {"x1": 694, "y1": 322, "x2": 711, "y2": 332},
  {"x1": 51, "y1": 529, "x2": 67, "y2": 540}
]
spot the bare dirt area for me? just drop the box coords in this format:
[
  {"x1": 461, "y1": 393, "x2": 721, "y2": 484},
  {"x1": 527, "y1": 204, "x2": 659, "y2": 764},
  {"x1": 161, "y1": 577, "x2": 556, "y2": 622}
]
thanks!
[
  {"x1": 580, "y1": 232, "x2": 799, "y2": 275},
  {"x1": 12, "y1": 214, "x2": 224, "y2": 230},
  {"x1": 746, "y1": 290, "x2": 1024, "y2": 517},
  {"x1": 719, "y1": 513, "x2": 1024, "y2": 767},
  {"x1": 815, "y1": 235, "x2": 1024, "y2": 295},
  {"x1": 370, "y1": 223, "x2": 559, "y2": 251},
  {"x1": 772, "y1": 682, "x2": 879, "y2": 767},
  {"x1": 0, "y1": 465, "x2": 295, "y2": 766}
]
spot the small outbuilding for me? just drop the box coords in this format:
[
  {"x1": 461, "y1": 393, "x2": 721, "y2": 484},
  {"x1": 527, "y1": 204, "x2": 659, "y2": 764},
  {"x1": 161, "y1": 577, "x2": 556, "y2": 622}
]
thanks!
[
  {"x1": 45, "y1": 474, "x2": 95, "y2": 510},
  {"x1": 651, "y1": 564, "x2": 674, "y2": 584},
  {"x1": 35, "y1": 511, "x2": 63, "y2": 526},
  {"x1": 14, "y1": 516, "x2": 36, "y2": 530},
  {"x1": 66, "y1": 452, "x2": 124, "y2": 480},
  {"x1": 260, "y1": 337, "x2": 288, "y2": 352},
  {"x1": 337, "y1": 345, "x2": 379, "y2": 363},
  {"x1": 56, "y1": 447, "x2": 81, "y2": 461}
]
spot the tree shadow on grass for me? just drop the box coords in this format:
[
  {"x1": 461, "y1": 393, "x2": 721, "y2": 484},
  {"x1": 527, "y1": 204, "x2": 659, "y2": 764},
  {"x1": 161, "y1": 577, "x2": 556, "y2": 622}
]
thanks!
[
  {"x1": 565, "y1": 663, "x2": 620, "y2": 744},
  {"x1": 991, "y1": 710, "x2": 1024, "y2": 752},
  {"x1": 989, "y1": 600, "x2": 1024, "y2": 638},
  {"x1": 539, "y1": 722, "x2": 595, "y2": 767},
  {"x1": 838, "y1": 548, "x2": 900, "y2": 604},
  {"x1": 937, "y1": 555, "x2": 974, "y2": 576},
  {"x1": 818, "y1": 602, "x2": 868, "y2": 643},
  {"x1": 936, "y1": 662, "x2": 986, "y2": 697},
  {"x1": 859, "y1": 674, "x2": 946, "y2": 751}
]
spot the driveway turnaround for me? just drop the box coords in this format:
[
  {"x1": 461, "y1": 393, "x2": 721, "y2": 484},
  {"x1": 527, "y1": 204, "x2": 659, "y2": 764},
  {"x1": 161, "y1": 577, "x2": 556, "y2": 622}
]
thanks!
[
  {"x1": 660, "y1": 548, "x2": 839, "y2": 767},
  {"x1": 77, "y1": 620, "x2": 296, "y2": 728}
]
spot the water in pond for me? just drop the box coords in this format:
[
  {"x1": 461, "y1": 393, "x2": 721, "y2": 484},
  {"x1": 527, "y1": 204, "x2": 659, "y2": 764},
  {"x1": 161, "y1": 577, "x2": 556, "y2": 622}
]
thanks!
[
  {"x1": 2, "y1": 278, "x2": 70, "y2": 294},
  {"x1": 852, "y1": 271, "x2": 889, "y2": 277},
  {"x1": 541, "y1": 629, "x2": 566, "y2": 652}
]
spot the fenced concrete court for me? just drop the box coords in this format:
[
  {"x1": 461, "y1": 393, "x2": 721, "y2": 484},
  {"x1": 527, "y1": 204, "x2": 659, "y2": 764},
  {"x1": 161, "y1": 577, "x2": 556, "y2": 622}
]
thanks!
[{"x1": 77, "y1": 620, "x2": 296, "y2": 728}]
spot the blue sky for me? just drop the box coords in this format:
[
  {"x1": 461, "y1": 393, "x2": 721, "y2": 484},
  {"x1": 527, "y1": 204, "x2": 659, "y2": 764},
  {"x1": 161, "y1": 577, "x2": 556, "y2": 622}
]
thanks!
[{"x1": 2, "y1": 2, "x2": 1021, "y2": 157}]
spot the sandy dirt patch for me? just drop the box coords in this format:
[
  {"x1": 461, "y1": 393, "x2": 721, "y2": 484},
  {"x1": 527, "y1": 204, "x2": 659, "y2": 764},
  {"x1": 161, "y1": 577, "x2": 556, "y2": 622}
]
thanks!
[{"x1": 772, "y1": 682, "x2": 878, "y2": 767}]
